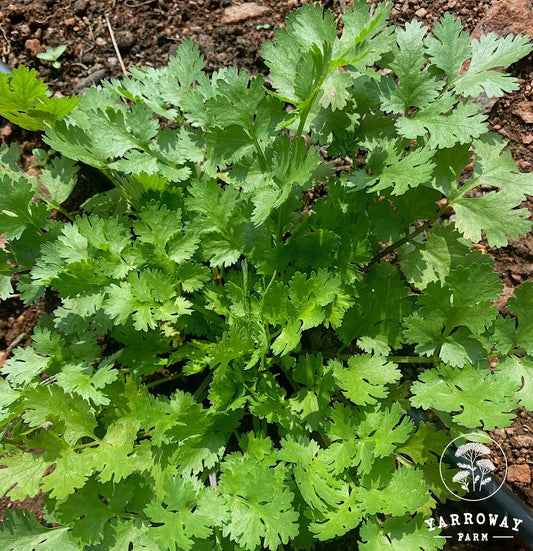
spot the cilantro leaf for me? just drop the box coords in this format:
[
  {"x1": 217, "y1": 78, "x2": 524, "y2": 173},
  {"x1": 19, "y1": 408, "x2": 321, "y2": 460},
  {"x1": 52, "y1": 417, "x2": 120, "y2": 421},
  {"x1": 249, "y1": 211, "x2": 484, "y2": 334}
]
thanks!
[
  {"x1": 498, "y1": 356, "x2": 533, "y2": 410},
  {"x1": 332, "y1": 354, "x2": 401, "y2": 406},
  {"x1": 507, "y1": 281, "x2": 533, "y2": 355},
  {"x1": 395, "y1": 93, "x2": 487, "y2": 148},
  {"x1": 399, "y1": 222, "x2": 491, "y2": 290},
  {"x1": 381, "y1": 21, "x2": 443, "y2": 112},
  {"x1": 219, "y1": 454, "x2": 299, "y2": 550},
  {"x1": 424, "y1": 13, "x2": 471, "y2": 83},
  {"x1": 144, "y1": 474, "x2": 214, "y2": 551},
  {"x1": 0, "y1": 66, "x2": 78, "y2": 130},
  {"x1": 454, "y1": 191, "x2": 531, "y2": 247},
  {"x1": 410, "y1": 363, "x2": 517, "y2": 429},
  {"x1": 359, "y1": 514, "x2": 445, "y2": 551},
  {"x1": 454, "y1": 33, "x2": 532, "y2": 97},
  {"x1": 279, "y1": 437, "x2": 347, "y2": 512},
  {"x1": 262, "y1": 2, "x2": 336, "y2": 105},
  {"x1": 0, "y1": 510, "x2": 78, "y2": 551},
  {"x1": 0, "y1": 450, "x2": 48, "y2": 501}
]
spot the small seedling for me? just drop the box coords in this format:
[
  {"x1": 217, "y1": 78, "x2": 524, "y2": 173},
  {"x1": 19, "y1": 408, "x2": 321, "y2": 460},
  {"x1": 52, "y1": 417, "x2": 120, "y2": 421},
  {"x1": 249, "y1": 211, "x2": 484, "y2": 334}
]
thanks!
[
  {"x1": 30, "y1": 148, "x2": 54, "y2": 168},
  {"x1": 37, "y1": 44, "x2": 67, "y2": 69}
]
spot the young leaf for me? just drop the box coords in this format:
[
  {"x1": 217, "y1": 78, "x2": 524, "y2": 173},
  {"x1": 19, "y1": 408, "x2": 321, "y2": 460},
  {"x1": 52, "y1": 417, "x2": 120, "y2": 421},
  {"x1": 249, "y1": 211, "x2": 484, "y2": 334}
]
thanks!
[
  {"x1": 382, "y1": 21, "x2": 443, "y2": 112},
  {"x1": 453, "y1": 33, "x2": 532, "y2": 97},
  {"x1": 332, "y1": 354, "x2": 401, "y2": 405},
  {"x1": 0, "y1": 66, "x2": 78, "y2": 130},
  {"x1": 424, "y1": 13, "x2": 471, "y2": 83},
  {"x1": 0, "y1": 510, "x2": 78, "y2": 551}
]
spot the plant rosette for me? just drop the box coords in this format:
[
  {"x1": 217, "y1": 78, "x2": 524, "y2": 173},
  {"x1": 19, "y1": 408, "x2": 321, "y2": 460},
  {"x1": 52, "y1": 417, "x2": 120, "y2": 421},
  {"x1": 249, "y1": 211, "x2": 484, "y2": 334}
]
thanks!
[{"x1": 0, "y1": 2, "x2": 532, "y2": 549}]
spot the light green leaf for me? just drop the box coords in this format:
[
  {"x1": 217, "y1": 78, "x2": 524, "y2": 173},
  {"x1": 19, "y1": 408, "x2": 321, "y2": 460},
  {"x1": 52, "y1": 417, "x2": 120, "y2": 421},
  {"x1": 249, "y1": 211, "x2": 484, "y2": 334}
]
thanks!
[
  {"x1": 333, "y1": 354, "x2": 400, "y2": 405},
  {"x1": 0, "y1": 510, "x2": 78, "y2": 551},
  {"x1": 454, "y1": 33, "x2": 532, "y2": 97},
  {"x1": 454, "y1": 191, "x2": 531, "y2": 247},
  {"x1": 410, "y1": 363, "x2": 517, "y2": 429}
]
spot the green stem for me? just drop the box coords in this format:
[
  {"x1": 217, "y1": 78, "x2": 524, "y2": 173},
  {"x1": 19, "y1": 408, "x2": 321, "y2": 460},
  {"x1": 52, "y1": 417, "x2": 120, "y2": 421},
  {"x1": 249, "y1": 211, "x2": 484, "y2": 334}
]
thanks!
[
  {"x1": 276, "y1": 203, "x2": 287, "y2": 244},
  {"x1": 214, "y1": 526, "x2": 223, "y2": 546},
  {"x1": 101, "y1": 168, "x2": 136, "y2": 205},
  {"x1": 331, "y1": 352, "x2": 433, "y2": 364},
  {"x1": 385, "y1": 355, "x2": 434, "y2": 364},
  {"x1": 193, "y1": 372, "x2": 212, "y2": 402},
  {"x1": 288, "y1": 214, "x2": 311, "y2": 240},
  {"x1": 145, "y1": 372, "x2": 183, "y2": 389},
  {"x1": 278, "y1": 363, "x2": 299, "y2": 394},
  {"x1": 296, "y1": 101, "x2": 314, "y2": 138},
  {"x1": 34, "y1": 190, "x2": 75, "y2": 221},
  {"x1": 192, "y1": 301, "x2": 225, "y2": 328},
  {"x1": 432, "y1": 324, "x2": 454, "y2": 363},
  {"x1": 249, "y1": 128, "x2": 268, "y2": 171},
  {"x1": 365, "y1": 203, "x2": 448, "y2": 270}
]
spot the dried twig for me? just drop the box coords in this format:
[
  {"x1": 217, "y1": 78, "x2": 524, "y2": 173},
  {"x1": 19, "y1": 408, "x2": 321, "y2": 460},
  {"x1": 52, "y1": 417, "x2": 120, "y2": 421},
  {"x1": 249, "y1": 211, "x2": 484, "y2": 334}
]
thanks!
[
  {"x1": 0, "y1": 23, "x2": 12, "y2": 57},
  {"x1": 125, "y1": 0, "x2": 156, "y2": 7},
  {"x1": 6, "y1": 332, "x2": 27, "y2": 356},
  {"x1": 104, "y1": 13, "x2": 128, "y2": 77}
]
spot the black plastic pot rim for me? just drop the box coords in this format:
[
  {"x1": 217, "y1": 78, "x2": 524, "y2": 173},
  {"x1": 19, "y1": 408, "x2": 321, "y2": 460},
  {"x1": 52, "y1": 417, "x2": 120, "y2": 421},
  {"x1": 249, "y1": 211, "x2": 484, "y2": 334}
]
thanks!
[{"x1": 407, "y1": 408, "x2": 533, "y2": 549}]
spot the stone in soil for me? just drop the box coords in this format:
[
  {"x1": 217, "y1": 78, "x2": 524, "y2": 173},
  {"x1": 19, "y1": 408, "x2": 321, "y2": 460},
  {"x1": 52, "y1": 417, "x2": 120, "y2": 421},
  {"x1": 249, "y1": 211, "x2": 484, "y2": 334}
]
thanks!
[
  {"x1": 472, "y1": 0, "x2": 533, "y2": 38},
  {"x1": 510, "y1": 435, "x2": 533, "y2": 448},
  {"x1": 507, "y1": 464, "x2": 532, "y2": 484},
  {"x1": 513, "y1": 101, "x2": 533, "y2": 124},
  {"x1": 24, "y1": 38, "x2": 42, "y2": 57},
  {"x1": 221, "y1": 3, "x2": 270, "y2": 24}
]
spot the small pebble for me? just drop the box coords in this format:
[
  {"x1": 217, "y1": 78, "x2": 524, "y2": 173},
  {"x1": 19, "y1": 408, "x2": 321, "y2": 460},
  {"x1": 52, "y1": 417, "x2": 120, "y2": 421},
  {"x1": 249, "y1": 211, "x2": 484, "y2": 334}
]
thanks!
[
  {"x1": 117, "y1": 30, "x2": 136, "y2": 51},
  {"x1": 18, "y1": 24, "x2": 31, "y2": 37},
  {"x1": 1, "y1": 124, "x2": 13, "y2": 139},
  {"x1": 24, "y1": 38, "x2": 43, "y2": 57},
  {"x1": 492, "y1": 428, "x2": 507, "y2": 439},
  {"x1": 221, "y1": 3, "x2": 270, "y2": 25},
  {"x1": 73, "y1": 0, "x2": 87, "y2": 15},
  {"x1": 507, "y1": 464, "x2": 531, "y2": 484},
  {"x1": 510, "y1": 435, "x2": 533, "y2": 448}
]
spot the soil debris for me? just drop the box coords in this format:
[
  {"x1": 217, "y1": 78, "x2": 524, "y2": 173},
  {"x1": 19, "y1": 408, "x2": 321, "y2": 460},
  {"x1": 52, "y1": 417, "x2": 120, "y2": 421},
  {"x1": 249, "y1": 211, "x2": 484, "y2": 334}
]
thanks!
[
  {"x1": 472, "y1": 0, "x2": 533, "y2": 38},
  {"x1": 24, "y1": 38, "x2": 42, "y2": 57},
  {"x1": 507, "y1": 464, "x2": 532, "y2": 484},
  {"x1": 513, "y1": 101, "x2": 533, "y2": 123},
  {"x1": 221, "y1": 3, "x2": 271, "y2": 25}
]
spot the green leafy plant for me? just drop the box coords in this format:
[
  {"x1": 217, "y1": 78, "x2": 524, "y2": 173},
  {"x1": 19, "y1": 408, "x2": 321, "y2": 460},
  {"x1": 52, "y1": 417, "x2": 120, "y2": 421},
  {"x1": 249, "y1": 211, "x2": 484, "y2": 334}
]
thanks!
[
  {"x1": 0, "y1": 2, "x2": 532, "y2": 549},
  {"x1": 37, "y1": 45, "x2": 68, "y2": 69}
]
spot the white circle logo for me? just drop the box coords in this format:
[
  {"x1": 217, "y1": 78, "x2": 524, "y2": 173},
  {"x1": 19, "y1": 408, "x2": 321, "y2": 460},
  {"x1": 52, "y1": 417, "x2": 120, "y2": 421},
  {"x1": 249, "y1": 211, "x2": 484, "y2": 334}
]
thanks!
[{"x1": 439, "y1": 433, "x2": 508, "y2": 502}]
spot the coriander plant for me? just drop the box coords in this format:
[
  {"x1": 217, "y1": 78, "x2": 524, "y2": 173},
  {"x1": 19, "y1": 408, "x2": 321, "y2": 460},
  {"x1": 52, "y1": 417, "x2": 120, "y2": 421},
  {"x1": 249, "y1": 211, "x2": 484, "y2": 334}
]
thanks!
[
  {"x1": 0, "y1": 2, "x2": 532, "y2": 549},
  {"x1": 37, "y1": 45, "x2": 68, "y2": 70}
]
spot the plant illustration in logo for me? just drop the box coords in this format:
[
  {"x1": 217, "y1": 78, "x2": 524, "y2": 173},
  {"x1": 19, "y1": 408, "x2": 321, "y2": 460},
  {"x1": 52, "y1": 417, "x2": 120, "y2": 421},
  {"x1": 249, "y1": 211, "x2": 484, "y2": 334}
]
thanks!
[{"x1": 452, "y1": 442, "x2": 496, "y2": 492}]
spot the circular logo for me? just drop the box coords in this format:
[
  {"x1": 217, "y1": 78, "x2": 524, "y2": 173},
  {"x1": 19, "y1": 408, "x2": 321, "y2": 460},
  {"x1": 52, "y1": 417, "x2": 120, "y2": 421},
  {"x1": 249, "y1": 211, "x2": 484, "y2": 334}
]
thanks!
[{"x1": 439, "y1": 432, "x2": 508, "y2": 502}]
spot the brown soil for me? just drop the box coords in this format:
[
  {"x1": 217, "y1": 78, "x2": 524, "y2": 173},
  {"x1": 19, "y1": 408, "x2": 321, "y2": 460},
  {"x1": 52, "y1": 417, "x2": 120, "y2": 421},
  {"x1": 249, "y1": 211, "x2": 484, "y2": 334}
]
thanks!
[{"x1": 1, "y1": 0, "x2": 533, "y2": 549}]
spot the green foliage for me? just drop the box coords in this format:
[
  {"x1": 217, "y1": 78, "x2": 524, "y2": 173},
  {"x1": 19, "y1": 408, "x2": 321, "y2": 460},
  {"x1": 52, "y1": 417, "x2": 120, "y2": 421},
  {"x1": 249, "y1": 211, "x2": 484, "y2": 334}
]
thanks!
[
  {"x1": 37, "y1": 45, "x2": 68, "y2": 69},
  {"x1": 0, "y1": 2, "x2": 531, "y2": 550},
  {"x1": 0, "y1": 66, "x2": 77, "y2": 130}
]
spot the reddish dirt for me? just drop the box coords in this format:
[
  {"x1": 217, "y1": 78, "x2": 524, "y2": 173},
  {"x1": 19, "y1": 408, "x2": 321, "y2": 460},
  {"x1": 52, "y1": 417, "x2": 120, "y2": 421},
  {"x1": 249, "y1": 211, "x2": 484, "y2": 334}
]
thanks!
[{"x1": 1, "y1": 0, "x2": 533, "y2": 549}]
